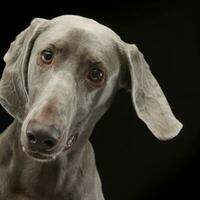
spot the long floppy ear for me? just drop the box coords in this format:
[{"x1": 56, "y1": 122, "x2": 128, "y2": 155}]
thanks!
[
  {"x1": 124, "y1": 44, "x2": 182, "y2": 140},
  {"x1": 0, "y1": 18, "x2": 49, "y2": 122}
]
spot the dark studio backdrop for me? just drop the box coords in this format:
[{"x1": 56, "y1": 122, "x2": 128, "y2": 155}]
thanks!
[{"x1": 0, "y1": 1, "x2": 199, "y2": 199}]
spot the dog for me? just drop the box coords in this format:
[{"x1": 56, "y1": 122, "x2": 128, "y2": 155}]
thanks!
[{"x1": 0, "y1": 15, "x2": 182, "y2": 200}]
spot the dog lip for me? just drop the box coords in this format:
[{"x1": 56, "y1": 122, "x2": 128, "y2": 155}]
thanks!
[
  {"x1": 22, "y1": 146, "x2": 56, "y2": 161},
  {"x1": 64, "y1": 134, "x2": 78, "y2": 151}
]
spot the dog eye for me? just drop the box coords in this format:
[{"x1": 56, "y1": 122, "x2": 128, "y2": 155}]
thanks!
[
  {"x1": 87, "y1": 67, "x2": 104, "y2": 85},
  {"x1": 41, "y1": 50, "x2": 54, "y2": 64}
]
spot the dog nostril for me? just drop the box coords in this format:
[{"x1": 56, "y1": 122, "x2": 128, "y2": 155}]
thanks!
[
  {"x1": 27, "y1": 132, "x2": 37, "y2": 144},
  {"x1": 43, "y1": 139, "x2": 56, "y2": 147}
]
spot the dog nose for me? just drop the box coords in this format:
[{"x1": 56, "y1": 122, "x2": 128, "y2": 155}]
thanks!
[{"x1": 26, "y1": 121, "x2": 60, "y2": 151}]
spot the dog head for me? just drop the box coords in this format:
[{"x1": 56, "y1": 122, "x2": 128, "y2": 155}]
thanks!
[{"x1": 0, "y1": 15, "x2": 182, "y2": 162}]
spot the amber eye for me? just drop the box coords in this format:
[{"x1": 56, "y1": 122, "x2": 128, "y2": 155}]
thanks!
[
  {"x1": 87, "y1": 67, "x2": 104, "y2": 85},
  {"x1": 41, "y1": 50, "x2": 54, "y2": 64}
]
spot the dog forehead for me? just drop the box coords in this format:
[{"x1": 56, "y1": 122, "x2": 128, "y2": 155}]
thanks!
[
  {"x1": 37, "y1": 15, "x2": 120, "y2": 49},
  {"x1": 51, "y1": 15, "x2": 119, "y2": 38}
]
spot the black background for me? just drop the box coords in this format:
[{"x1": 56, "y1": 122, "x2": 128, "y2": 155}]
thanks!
[{"x1": 0, "y1": 1, "x2": 199, "y2": 199}]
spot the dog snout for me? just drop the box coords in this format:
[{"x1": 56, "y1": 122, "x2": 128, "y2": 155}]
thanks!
[{"x1": 26, "y1": 120, "x2": 60, "y2": 151}]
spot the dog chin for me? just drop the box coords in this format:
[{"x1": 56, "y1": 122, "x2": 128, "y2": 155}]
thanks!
[
  {"x1": 22, "y1": 147, "x2": 58, "y2": 162},
  {"x1": 29, "y1": 155, "x2": 55, "y2": 163}
]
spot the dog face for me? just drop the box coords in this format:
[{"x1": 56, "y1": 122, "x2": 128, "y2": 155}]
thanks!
[
  {"x1": 21, "y1": 16, "x2": 123, "y2": 161},
  {"x1": 0, "y1": 15, "x2": 182, "y2": 162}
]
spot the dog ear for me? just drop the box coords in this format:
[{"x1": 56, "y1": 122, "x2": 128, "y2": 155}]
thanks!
[
  {"x1": 123, "y1": 44, "x2": 182, "y2": 140},
  {"x1": 0, "y1": 18, "x2": 49, "y2": 122}
]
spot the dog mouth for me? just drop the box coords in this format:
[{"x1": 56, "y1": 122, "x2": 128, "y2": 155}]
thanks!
[
  {"x1": 22, "y1": 147, "x2": 56, "y2": 162},
  {"x1": 63, "y1": 134, "x2": 78, "y2": 151},
  {"x1": 22, "y1": 134, "x2": 78, "y2": 162}
]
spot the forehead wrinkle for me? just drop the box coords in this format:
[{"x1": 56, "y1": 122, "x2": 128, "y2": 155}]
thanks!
[
  {"x1": 48, "y1": 25, "x2": 115, "y2": 50},
  {"x1": 64, "y1": 28, "x2": 117, "y2": 59},
  {"x1": 35, "y1": 25, "x2": 120, "y2": 72},
  {"x1": 40, "y1": 28, "x2": 104, "y2": 56},
  {"x1": 58, "y1": 28, "x2": 117, "y2": 67}
]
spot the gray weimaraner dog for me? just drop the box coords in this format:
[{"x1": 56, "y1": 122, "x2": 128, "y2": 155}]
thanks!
[{"x1": 0, "y1": 15, "x2": 182, "y2": 200}]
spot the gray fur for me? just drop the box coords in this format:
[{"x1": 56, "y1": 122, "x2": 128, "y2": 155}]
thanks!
[{"x1": 0, "y1": 15, "x2": 182, "y2": 200}]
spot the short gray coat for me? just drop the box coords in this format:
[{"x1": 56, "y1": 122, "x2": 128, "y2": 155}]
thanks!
[{"x1": 0, "y1": 15, "x2": 182, "y2": 200}]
